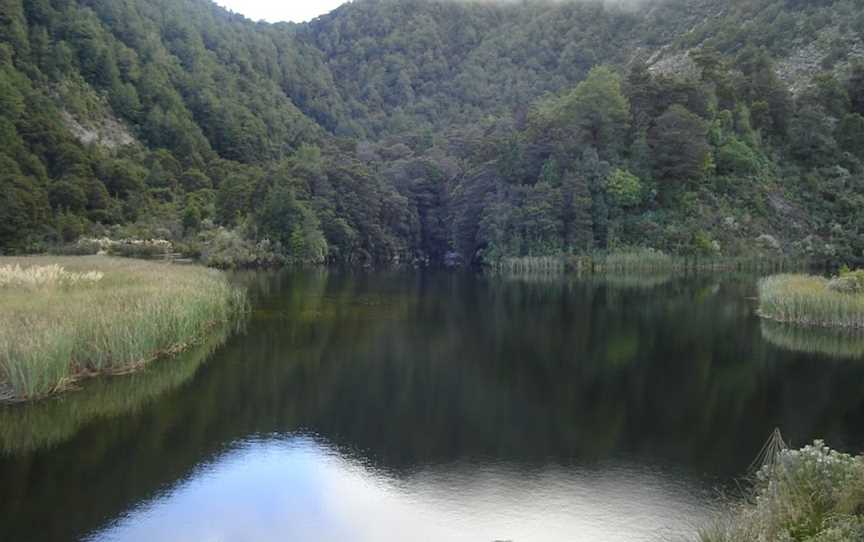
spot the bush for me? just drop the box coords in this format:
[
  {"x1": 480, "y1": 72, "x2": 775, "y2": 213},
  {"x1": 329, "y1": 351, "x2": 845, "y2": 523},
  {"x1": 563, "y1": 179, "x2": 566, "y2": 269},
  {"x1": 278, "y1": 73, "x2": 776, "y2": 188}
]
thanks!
[
  {"x1": 828, "y1": 268, "x2": 864, "y2": 294},
  {"x1": 107, "y1": 239, "x2": 173, "y2": 259},
  {"x1": 716, "y1": 138, "x2": 761, "y2": 176},
  {"x1": 198, "y1": 228, "x2": 286, "y2": 269},
  {"x1": 605, "y1": 168, "x2": 643, "y2": 208},
  {"x1": 699, "y1": 441, "x2": 864, "y2": 542},
  {"x1": 51, "y1": 238, "x2": 103, "y2": 256}
]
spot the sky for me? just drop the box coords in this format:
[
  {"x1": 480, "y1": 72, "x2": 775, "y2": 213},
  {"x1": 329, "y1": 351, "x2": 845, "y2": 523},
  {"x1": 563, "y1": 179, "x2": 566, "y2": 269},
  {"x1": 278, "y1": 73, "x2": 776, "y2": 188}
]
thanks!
[{"x1": 213, "y1": 1, "x2": 350, "y2": 23}]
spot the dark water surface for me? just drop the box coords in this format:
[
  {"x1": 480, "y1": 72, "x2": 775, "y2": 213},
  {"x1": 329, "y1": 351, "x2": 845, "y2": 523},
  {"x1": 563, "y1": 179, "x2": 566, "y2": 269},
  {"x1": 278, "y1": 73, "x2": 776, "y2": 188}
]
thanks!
[{"x1": 2, "y1": 270, "x2": 864, "y2": 542}]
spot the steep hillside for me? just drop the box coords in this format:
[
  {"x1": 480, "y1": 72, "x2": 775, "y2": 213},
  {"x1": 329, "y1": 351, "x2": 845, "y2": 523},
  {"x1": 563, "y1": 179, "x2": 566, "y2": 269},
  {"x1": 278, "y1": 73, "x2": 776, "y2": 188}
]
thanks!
[{"x1": 1, "y1": 0, "x2": 863, "y2": 266}]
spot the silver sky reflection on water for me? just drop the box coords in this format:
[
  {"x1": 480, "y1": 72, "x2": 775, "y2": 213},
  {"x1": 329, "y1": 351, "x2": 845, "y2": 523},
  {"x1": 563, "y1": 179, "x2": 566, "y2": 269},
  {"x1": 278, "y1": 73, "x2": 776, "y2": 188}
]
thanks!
[{"x1": 89, "y1": 436, "x2": 711, "y2": 542}]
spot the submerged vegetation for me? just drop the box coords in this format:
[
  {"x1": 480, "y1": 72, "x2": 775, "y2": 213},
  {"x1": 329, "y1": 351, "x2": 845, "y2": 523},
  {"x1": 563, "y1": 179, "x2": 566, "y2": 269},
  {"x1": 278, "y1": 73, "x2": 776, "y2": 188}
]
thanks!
[
  {"x1": 699, "y1": 439, "x2": 864, "y2": 542},
  {"x1": 758, "y1": 272, "x2": 864, "y2": 329},
  {"x1": 0, "y1": 257, "x2": 246, "y2": 402}
]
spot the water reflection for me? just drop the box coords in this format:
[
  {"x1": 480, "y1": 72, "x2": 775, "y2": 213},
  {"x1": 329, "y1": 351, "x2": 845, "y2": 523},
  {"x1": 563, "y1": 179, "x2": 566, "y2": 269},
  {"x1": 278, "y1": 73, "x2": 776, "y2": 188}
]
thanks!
[
  {"x1": 761, "y1": 320, "x2": 864, "y2": 360},
  {"x1": 2, "y1": 270, "x2": 864, "y2": 542},
  {"x1": 0, "y1": 328, "x2": 229, "y2": 454},
  {"x1": 88, "y1": 436, "x2": 710, "y2": 542}
]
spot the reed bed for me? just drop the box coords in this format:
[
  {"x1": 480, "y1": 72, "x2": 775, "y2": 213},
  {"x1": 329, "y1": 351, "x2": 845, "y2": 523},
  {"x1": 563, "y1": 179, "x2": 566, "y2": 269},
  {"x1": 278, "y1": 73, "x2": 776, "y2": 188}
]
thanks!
[
  {"x1": 0, "y1": 256, "x2": 246, "y2": 402},
  {"x1": 758, "y1": 274, "x2": 864, "y2": 329},
  {"x1": 497, "y1": 256, "x2": 567, "y2": 273},
  {"x1": 698, "y1": 439, "x2": 864, "y2": 542},
  {"x1": 494, "y1": 250, "x2": 796, "y2": 275}
]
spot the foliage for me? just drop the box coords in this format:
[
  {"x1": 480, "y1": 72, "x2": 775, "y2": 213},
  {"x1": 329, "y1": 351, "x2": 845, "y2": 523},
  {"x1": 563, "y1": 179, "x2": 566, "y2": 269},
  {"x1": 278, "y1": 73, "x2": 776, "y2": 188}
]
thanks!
[
  {"x1": 1, "y1": 0, "x2": 864, "y2": 267},
  {"x1": 828, "y1": 268, "x2": 864, "y2": 294},
  {"x1": 197, "y1": 228, "x2": 286, "y2": 269},
  {"x1": 699, "y1": 441, "x2": 864, "y2": 542},
  {"x1": 605, "y1": 169, "x2": 642, "y2": 208}
]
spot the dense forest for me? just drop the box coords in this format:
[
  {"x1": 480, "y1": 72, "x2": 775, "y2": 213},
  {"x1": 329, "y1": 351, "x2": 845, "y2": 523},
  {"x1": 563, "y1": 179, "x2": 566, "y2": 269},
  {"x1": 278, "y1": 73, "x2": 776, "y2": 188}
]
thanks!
[{"x1": 1, "y1": 0, "x2": 864, "y2": 266}]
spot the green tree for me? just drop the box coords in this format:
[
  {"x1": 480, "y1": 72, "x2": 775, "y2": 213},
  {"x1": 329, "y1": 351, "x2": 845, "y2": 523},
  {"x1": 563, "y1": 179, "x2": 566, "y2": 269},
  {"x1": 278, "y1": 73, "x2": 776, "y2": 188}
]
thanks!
[
  {"x1": 837, "y1": 113, "x2": 864, "y2": 160},
  {"x1": 649, "y1": 105, "x2": 710, "y2": 185},
  {"x1": 605, "y1": 168, "x2": 642, "y2": 208},
  {"x1": 530, "y1": 65, "x2": 630, "y2": 158}
]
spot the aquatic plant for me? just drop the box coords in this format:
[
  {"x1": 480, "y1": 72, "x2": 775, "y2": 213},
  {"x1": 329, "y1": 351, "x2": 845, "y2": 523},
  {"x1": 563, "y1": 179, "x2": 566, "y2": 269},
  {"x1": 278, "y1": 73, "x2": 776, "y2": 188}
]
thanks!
[
  {"x1": 0, "y1": 256, "x2": 246, "y2": 401},
  {"x1": 758, "y1": 274, "x2": 864, "y2": 329},
  {"x1": 698, "y1": 439, "x2": 864, "y2": 542}
]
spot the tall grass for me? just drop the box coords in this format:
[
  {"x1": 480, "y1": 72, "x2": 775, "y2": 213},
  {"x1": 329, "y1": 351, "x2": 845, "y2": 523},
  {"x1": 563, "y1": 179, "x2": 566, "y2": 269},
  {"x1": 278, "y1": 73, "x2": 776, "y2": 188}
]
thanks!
[
  {"x1": 494, "y1": 250, "x2": 796, "y2": 275},
  {"x1": 0, "y1": 256, "x2": 246, "y2": 402},
  {"x1": 758, "y1": 274, "x2": 864, "y2": 329},
  {"x1": 698, "y1": 439, "x2": 864, "y2": 542}
]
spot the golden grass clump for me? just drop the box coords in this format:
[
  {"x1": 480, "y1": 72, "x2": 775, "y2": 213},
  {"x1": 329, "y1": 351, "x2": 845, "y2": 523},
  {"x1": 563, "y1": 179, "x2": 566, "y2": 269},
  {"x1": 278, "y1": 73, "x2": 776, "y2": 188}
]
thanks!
[
  {"x1": 0, "y1": 256, "x2": 246, "y2": 402},
  {"x1": 0, "y1": 264, "x2": 104, "y2": 288},
  {"x1": 758, "y1": 274, "x2": 864, "y2": 329}
]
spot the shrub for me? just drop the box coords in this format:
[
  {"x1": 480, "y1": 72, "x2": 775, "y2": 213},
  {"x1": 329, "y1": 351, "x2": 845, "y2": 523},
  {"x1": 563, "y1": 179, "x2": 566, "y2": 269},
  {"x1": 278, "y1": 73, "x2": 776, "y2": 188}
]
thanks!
[
  {"x1": 605, "y1": 168, "x2": 643, "y2": 208},
  {"x1": 716, "y1": 138, "x2": 761, "y2": 176},
  {"x1": 51, "y1": 238, "x2": 103, "y2": 256},
  {"x1": 107, "y1": 239, "x2": 173, "y2": 259},
  {"x1": 699, "y1": 441, "x2": 864, "y2": 542},
  {"x1": 828, "y1": 268, "x2": 864, "y2": 294},
  {"x1": 198, "y1": 228, "x2": 286, "y2": 269}
]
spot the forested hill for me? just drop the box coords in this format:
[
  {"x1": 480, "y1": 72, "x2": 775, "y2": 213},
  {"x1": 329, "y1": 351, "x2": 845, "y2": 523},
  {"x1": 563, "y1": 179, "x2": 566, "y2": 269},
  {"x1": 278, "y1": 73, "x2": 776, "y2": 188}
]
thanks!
[{"x1": 2, "y1": 0, "x2": 864, "y2": 267}]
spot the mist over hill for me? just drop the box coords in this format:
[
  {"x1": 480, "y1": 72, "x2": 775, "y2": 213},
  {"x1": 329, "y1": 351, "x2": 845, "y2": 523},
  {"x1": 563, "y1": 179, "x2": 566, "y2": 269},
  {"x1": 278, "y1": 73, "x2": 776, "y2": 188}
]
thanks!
[{"x1": 1, "y1": 0, "x2": 863, "y2": 265}]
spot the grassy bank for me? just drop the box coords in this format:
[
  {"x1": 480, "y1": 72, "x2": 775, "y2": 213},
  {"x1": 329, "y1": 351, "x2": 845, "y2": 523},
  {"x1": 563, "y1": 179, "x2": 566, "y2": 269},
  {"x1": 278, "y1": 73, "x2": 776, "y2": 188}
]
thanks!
[
  {"x1": 758, "y1": 274, "x2": 864, "y2": 329},
  {"x1": 0, "y1": 257, "x2": 246, "y2": 402},
  {"x1": 699, "y1": 439, "x2": 864, "y2": 542}
]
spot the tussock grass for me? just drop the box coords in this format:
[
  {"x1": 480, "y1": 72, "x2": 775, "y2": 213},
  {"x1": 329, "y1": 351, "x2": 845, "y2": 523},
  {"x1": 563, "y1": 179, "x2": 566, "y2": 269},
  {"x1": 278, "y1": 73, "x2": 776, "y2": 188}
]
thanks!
[
  {"x1": 0, "y1": 256, "x2": 246, "y2": 402},
  {"x1": 698, "y1": 440, "x2": 864, "y2": 542},
  {"x1": 758, "y1": 274, "x2": 864, "y2": 329}
]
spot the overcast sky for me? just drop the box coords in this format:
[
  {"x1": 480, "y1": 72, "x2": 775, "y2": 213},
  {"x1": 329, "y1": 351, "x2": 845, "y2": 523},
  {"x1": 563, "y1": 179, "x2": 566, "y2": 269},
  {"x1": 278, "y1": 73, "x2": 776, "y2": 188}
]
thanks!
[{"x1": 214, "y1": 1, "x2": 350, "y2": 23}]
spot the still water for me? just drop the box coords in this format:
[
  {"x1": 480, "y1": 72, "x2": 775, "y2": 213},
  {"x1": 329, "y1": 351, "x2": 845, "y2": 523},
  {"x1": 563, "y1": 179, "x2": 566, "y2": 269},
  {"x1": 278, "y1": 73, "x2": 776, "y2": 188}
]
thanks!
[{"x1": 2, "y1": 271, "x2": 864, "y2": 542}]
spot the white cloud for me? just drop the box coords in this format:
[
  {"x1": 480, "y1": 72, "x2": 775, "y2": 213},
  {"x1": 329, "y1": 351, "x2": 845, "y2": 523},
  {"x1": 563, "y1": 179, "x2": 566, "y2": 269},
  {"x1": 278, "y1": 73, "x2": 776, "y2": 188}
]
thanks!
[{"x1": 213, "y1": 0, "x2": 350, "y2": 23}]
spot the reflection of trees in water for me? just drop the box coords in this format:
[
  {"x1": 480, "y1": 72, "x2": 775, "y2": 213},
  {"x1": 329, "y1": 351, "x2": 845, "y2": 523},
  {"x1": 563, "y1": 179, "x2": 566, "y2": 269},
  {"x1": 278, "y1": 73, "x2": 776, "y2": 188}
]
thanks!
[
  {"x1": 761, "y1": 320, "x2": 864, "y2": 360},
  {"x1": 3, "y1": 271, "x2": 864, "y2": 542}
]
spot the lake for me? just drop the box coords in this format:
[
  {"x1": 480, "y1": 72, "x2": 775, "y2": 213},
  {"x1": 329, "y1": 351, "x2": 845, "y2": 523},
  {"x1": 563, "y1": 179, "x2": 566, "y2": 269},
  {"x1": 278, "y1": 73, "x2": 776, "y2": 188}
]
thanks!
[{"x1": 2, "y1": 270, "x2": 864, "y2": 542}]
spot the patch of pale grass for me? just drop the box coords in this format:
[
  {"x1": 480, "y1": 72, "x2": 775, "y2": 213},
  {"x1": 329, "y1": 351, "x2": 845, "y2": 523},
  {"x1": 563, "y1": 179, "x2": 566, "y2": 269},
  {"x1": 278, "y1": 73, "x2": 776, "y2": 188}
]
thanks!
[
  {"x1": 0, "y1": 256, "x2": 246, "y2": 401},
  {"x1": 0, "y1": 264, "x2": 103, "y2": 288},
  {"x1": 758, "y1": 274, "x2": 864, "y2": 329}
]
